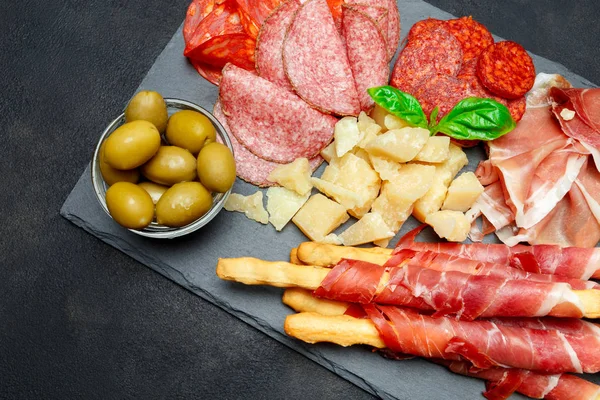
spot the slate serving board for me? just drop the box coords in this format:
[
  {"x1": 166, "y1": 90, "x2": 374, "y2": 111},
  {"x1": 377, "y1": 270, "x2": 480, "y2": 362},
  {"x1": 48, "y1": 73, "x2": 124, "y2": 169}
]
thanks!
[{"x1": 60, "y1": 0, "x2": 598, "y2": 398}]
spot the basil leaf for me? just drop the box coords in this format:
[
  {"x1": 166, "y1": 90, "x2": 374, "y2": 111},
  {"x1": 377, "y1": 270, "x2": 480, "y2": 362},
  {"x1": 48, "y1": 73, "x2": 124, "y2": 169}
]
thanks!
[
  {"x1": 432, "y1": 97, "x2": 516, "y2": 140},
  {"x1": 428, "y1": 106, "x2": 439, "y2": 132},
  {"x1": 368, "y1": 86, "x2": 428, "y2": 129}
]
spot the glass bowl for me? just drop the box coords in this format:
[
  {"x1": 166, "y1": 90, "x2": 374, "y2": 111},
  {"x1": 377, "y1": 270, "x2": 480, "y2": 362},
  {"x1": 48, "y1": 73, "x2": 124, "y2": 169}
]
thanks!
[{"x1": 91, "y1": 98, "x2": 233, "y2": 239}]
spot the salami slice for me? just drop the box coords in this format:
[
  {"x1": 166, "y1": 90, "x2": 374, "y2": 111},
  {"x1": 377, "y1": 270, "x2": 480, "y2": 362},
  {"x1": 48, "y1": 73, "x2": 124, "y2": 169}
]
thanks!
[
  {"x1": 414, "y1": 74, "x2": 470, "y2": 120},
  {"x1": 187, "y1": 33, "x2": 256, "y2": 71},
  {"x1": 446, "y1": 16, "x2": 494, "y2": 61},
  {"x1": 220, "y1": 64, "x2": 336, "y2": 163},
  {"x1": 183, "y1": 0, "x2": 216, "y2": 43},
  {"x1": 213, "y1": 101, "x2": 323, "y2": 186},
  {"x1": 391, "y1": 26, "x2": 462, "y2": 94},
  {"x1": 346, "y1": 0, "x2": 391, "y2": 56},
  {"x1": 255, "y1": 0, "x2": 300, "y2": 90},
  {"x1": 183, "y1": 1, "x2": 245, "y2": 57},
  {"x1": 406, "y1": 17, "x2": 445, "y2": 42},
  {"x1": 326, "y1": 0, "x2": 346, "y2": 30},
  {"x1": 477, "y1": 41, "x2": 536, "y2": 99},
  {"x1": 190, "y1": 59, "x2": 223, "y2": 86},
  {"x1": 283, "y1": 0, "x2": 361, "y2": 116},
  {"x1": 384, "y1": 0, "x2": 401, "y2": 59},
  {"x1": 342, "y1": 6, "x2": 389, "y2": 112}
]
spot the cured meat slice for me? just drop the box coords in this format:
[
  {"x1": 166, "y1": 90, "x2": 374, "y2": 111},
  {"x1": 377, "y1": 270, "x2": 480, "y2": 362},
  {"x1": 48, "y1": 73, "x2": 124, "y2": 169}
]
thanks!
[
  {"x1": 188, "y1": 33, "x2": 256, "y2": 70},
  {"x1": 440, "y1": 360, "x2": 600, "y2": 400},
  {"x1": 283, "y1": 0, "x2": 361, "y2": 116},
  {"x1": 314, "y1": 259, "x2": 587, "y2": 319},
  {"x1": 413, "y1": 74, "x2": 470, "y2": 120},
  {"x1": 363, "y1": 305, "x2": 600, "y2": 373},
  {"x1": 385, "y1": 249, "x2": 599, "y2": 290},
  {"x1": 190, "y1": 59, "x2": 223, "y2": 86},
  {"x1": 384, "y1": 0, "x2": 400, "y2": 59},
  {"x1": 234, "y1": 0, "x2": 284, "y2": 37},
  {"x1": 213, "y1": 101, "x2": 323, "y2": 186},
  {"x1": 446, "y1": 16, "x2": 494, "y2": 61},
  {"x1": 184, "y1": 1, "x2": 245, "y2": 57},
  {"x1": 476, "y1": 41, "x2": 536, "y2": 99},
  {"x1": 220, "y1": 64, "x2": 336, "y2": 163},
  {"x1": 325, "y1": 0, "x2": 345, "y2": 30},
  {"x1": 344, "y1": 4, "x2": 388, "y2": 46},
  {"x1": 394, "y1": 224, "x2": 600, "y2": 280},
  {"x1": 183, "y1": 0, "x2": 216, "y2": 43},
  {"x1": 391, "y1": 26, "x2": 462, "y2": 94},
  {"x1": 406, "y1": 17, "x2": 445, "y2": 42},
  {"x1": 255, "y1": 0, "x2": 300, "y2": 90},
  {"x1": 341, "y1": 6, "x2": 389, "y2": 112}
]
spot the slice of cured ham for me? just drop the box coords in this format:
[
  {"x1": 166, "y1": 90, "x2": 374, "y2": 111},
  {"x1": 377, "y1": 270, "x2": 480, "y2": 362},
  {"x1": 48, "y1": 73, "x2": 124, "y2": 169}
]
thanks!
[
  {"x1": 341, "y1": 6, "x2": 389, "y2": 112},
  {"x1": 395, "y1": 224, "x2": 600, "y2": 279},
  {"x1": 283, "y1": 0, "x2": 361, "y2": 116},
  {"x1": 213, "y1": 101, "x2": 323, "y2": 186},
  {"x1": 363, "y1": 305, "x2": 600, "y2": 374},
  {"x1": 314, "y1": 259, "x2": 587, "y2": 319},
  {"x1": 439, "y1": 360, "x2": 600, "y2": 400},
  {"x1": 219, "y1": 64, "x2": 336, "y2": 163}
]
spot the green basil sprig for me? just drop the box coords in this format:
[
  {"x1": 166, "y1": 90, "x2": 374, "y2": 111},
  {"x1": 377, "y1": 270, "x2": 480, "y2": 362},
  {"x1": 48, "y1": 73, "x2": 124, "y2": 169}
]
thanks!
[
  {"x1": 367, "y1": 86, "x2": 428, "y2": 129},
  {"x1": 368, "y1": 86, "x2": 516, "y2": 141}
]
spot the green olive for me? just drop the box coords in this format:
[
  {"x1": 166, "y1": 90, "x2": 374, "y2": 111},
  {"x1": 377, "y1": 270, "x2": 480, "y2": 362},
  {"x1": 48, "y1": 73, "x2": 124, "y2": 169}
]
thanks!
[
  {"x1": 138, "y1": 181, "x2": 168, "y2": 204},
  {"x1": 196, "y1": 142, "x2": 236, "y2": 193},
  {"x1": 155, "y1": 182, "x2": 213, "y2": 227},
  {"x1": 166, "y1": 110, "x2": 217, "y2": 154},
  {"x1": 141, "y1": 146, "x2": 197, "y2": 186},
  {"x1": 98, "y1": 141, "x2": 140, "y2": 186},
  {"x1": 104, "y1": 120, "x2": 161, "y2": 170},
  {"x1": 105, "y1": 182, "x2": 154, "y2": 229},
  {"x1": 125, "y1": 90, "x2": 168, "y2": 133}
]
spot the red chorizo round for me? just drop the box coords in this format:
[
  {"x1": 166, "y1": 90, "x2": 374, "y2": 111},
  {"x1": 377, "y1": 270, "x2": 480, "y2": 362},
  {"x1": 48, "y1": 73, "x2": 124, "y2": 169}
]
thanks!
[
  {"x1": 446, "y1": 16, "x2": 494, "y2": 61},
  {"x1": 406, "y1": 18, "x2": 446, "y2": 42},
  {"x1": 413, "y1": 74, "x2": 471, "y2": 121},
  {"x1": 476, "y1": 41, "x2": 536, "y2": 99}
]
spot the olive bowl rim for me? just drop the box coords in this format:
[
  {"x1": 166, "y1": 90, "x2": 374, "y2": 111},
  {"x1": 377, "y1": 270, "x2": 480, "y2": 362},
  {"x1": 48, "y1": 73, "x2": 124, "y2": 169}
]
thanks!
[{"x1": 90, "y1": 97, "x2": 233, "y2": 239}]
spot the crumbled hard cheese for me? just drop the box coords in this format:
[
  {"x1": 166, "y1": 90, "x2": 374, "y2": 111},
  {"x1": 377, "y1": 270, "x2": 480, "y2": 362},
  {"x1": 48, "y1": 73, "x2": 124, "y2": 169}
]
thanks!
[
  {"x1": 426, "y1": 210, "x2": 470, "y2": 242},
  {"x1": 266, "y1": 187, "x2": 309, "y2": 231},
  {"x1": 365, "y1": 127, "x2": 429, "y2": 163},
  {"x1": 413, "y1": 136, "x2": 450, "y2": 163},
  {"x1": 334, "y1": 116, "x2": 362, "y2": 158},
  {"x1": 292, "y1": 194, "x2": 349, "y2": 241},
  {"x1": 442, "y1": 172, "x2": 484, "y2": 212},
  {"x1": 267, "y1": 158, "x2": 312, "y2": 196},
  {"x1": 339, "y1": 212, "x2": 395, "y2": 246},
  {"x1": 224, "y1": 192, "x2": 269, "y2": 224}
]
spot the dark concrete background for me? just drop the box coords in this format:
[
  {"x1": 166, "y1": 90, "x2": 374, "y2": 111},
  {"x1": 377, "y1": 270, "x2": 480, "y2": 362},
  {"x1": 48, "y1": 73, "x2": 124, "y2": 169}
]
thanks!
[{"x1": 1, "y1": 1, "x2": 598, "y2": 399}]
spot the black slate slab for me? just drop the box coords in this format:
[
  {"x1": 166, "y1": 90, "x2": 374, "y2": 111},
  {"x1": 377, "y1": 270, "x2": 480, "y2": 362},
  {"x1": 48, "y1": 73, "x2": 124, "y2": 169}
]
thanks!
[{"x1": 60, "y1": 1, "x2": 599, "y2": 398}]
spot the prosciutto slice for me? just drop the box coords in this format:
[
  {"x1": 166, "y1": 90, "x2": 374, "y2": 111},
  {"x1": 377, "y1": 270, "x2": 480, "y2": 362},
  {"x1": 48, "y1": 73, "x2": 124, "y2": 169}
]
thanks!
[
  {"x1": 314, "y1": 259, "x2": 586, "y2": 319},
  {"x1": 395, "y1": 225, "x2": 600, "y2": 279},
  {"x1": 385, "y1": 249, "x2": 599, "y2": 290},
  {"x1": 363, "y1": 305, "x2": 600, "y2": 374},
  {"x1": 439, "y1": 360, "x2": 600, "y2": 400}
]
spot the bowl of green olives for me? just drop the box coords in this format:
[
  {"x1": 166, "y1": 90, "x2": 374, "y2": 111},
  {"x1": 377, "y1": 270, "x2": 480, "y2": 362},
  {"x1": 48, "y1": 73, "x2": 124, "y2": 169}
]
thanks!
[{"x1": 91, "y1": 91, "x2": 236, "y2": 238}]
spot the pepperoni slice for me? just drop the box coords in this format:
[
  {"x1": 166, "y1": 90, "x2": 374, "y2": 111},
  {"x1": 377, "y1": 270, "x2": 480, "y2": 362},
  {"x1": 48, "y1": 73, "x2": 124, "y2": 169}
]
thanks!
[
  {"x1": 477, "y1": 41, "x2": 536, "y2": 99},
  {"x1": 183, "y1": 1, "x2": 245, "y2": 57},
  {"x1": 326, "y1": 0, "x2": 346, "y2": 29},
  {"x1": 413, "y1": 74, "x2": 470, "y2": 120},
  {"x1": 391, "y1": 26, "x2": 462, "y2": 94},
  {"x1": 183, "y1": 0, "x2": 217, "y2": 43},
  {"x1": 187, "y1": 33, "x2": 256, "y2": 71},
  {"x1": 507, "y1": 96, "x2": 527, "y2": 122},
  {"x1": 234, "y1": 0, "x2": 284, "y2": 37},
  {"x1": 446, "y1": 16, "x2": 494, "y2": 61},
  {"x1": 190, "y1": 59, "x2": 223, "y2": 86}
]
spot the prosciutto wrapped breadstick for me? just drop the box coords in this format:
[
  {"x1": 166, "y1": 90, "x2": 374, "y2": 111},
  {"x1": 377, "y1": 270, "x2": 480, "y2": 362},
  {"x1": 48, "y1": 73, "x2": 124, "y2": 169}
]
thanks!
[
  {"x1": 396, "y1": 225, "x2": 600, "y2": 280},
  {"x1": 284, "y1": 307, "x2": 600, "y2": 374},
  {"x1": 217, "y1": 258, "x2": 600, "y2": 319},
  {"x1": 296, "y1": 242, "x2": 599, "y2": 290}
]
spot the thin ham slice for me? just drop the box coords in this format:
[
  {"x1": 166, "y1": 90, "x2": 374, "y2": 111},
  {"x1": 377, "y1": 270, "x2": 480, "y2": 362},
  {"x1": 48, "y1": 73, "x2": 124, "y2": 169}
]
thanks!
[
  {"x1": 363, "y1": 305, "x2": 600, "y2": 373},
  {"x1": 314, "y1": 259, "x2": 587, "y2": 319},
  {"x1": 395, "y1": 225, "x2": 600, "y2": 279},
  {"x1": 439, "y1": 360, "x2": 600, "y2": 400}
]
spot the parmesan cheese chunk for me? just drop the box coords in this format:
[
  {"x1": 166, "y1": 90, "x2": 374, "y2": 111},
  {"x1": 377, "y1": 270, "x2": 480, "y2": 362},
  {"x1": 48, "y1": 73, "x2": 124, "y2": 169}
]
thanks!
[
  {"x1": 334, "y1": 116, "x2": 361, "y2": 158},
  {"x1": 318, "y1": 233, "x2": 343, "y2": 245},
  {"x1": 340, "y1": 213, "x2": 395, "y2": 246},
  {"x1": 224, "y1": 192, "x2": 269, "y2": 224},
  {"x1": 365, "y1": 127, "x2": 429, "y2": 163},
  {"x1": 368, "y1": 154, "x2": 403, "y2": 182},
  {"x1": 292, "y1": 194, "x2": 349, "y2": 241},
  {"x1": 425, "y1": 210, "x2": 470, "y2": 242},
  {"x1": 311, "y1": 177, "x2": 363, "y2": 210},
  {"x1": 267, "y1": 157, "x2": 313, "y2": 196},
  {"x1": 413, "y1": 136, "x2": 450, "y2": 163},
  {"x1": 321, "y1": 153, "x2": 381, "y2": 218},
  {"x1": 266, "y1": 187, "x2": 310, "y2": 231},
  {"x1": 320, "y1": 142, "x2": 336, "y2": 163},
  {"x1": 370, "y1": 104, "x2": 389, "y2": 130},
  {"x1": 384, "y1": 114, "x2": 410, "y2": 130},
  {"x1": 357, "y1": 111, "x2": 379, "y2": 135},
  {"x1": 442, "y1": 172, "x2": 484, "y2": 212},
  {"x1": 373, "y1": 238, "x2": 390, "y2": 248},
  {"x1": 412, "y1": 144, "x2": 468, "y2": 222}
]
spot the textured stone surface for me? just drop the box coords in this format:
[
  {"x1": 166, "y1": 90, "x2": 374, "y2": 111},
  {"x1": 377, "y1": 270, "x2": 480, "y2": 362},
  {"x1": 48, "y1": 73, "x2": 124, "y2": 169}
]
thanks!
[{"x1": 2, "y1": 1, "x2": 599, "y2": 399}]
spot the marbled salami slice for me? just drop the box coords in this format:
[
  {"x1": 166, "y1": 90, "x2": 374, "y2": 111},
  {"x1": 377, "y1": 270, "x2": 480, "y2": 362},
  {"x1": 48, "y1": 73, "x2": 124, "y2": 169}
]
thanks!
[
  {"x1": 446, "y1": 16, "x2": 494, "y2": 62},
  {"x1": 342, "y1": 6, "x2": 389, "y2": 112},
  {"x1": 413, "y1": 74, "x2": 470, "y2": 120},
  {"x1": 255, "y1": 0, "x2": 300, "y2": 90},
  {"x1": 213, "y1": 101, "x2": 323, "y2": 187},
  {"x1": 220, "y1": 64, "x2": 336, "y2": 163},
  {"x1": 384, "y1": 0, "x2": 400, "y2": 59},
  {"x1": 346, "y1": 0, "x2": 391, "y2": 56},
  {"x1": 283, "y1": 0, "x2": 361, "y2": 116}
]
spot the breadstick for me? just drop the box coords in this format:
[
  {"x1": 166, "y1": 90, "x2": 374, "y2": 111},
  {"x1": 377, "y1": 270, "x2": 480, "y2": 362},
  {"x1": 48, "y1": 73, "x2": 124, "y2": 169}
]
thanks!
[
  {"x1": 282, "y1": 288, "x2": 348, "y2": 316},
  {"x1": 297, "y1": 242, "x2": 391, "y2": 266}
]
